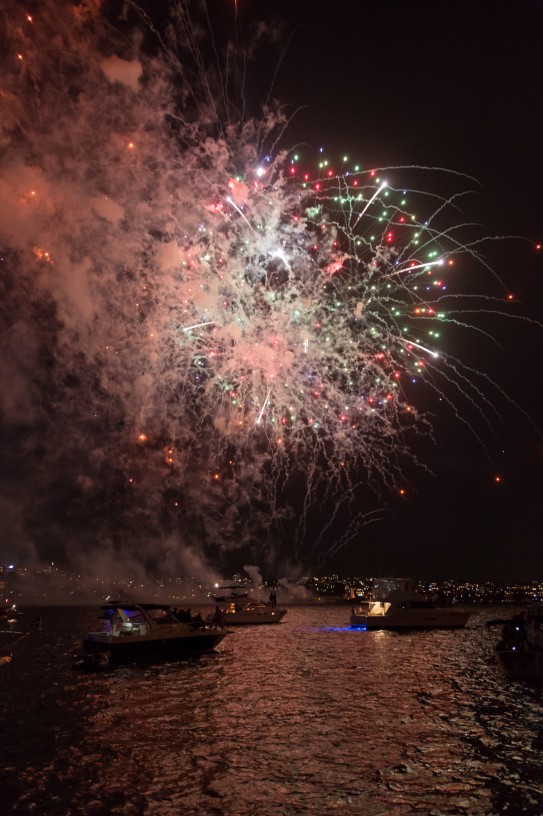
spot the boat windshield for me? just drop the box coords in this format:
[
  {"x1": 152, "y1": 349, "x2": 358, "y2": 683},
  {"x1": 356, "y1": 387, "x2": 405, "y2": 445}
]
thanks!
[
  {"x1": 145, "y1": 607, "x2": 180, "y2": 625},
  {"x1": 120, "y1": 609, "x2": 147, "y2": 625},
  {"x1": 368, "y1": 601, "x2": 391, "y2": 617}
]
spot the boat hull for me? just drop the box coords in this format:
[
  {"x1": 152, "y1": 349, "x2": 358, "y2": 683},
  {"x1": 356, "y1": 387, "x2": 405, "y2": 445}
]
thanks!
[
  {"x1": 224, "y1": 609, "x2": 287, "y2": 625},
  {"x1": 495, "y1": 649, "x2": 543, "y2": 681},
  {"x1": 350, "y1": 611, "x2": 470, "y2": 629},
  {"x1": 83, "y1": 631, "x2": 228, "y2": 661}
]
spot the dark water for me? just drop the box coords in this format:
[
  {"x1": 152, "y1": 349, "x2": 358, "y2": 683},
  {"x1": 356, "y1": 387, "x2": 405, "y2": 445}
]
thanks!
[{"x1": 1, "y1": 605, "x2": 543, "y2": 816}]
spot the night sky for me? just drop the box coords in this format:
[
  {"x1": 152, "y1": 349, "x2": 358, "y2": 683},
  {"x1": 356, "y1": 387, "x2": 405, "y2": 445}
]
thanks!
[
  {"x1": 1, "y1": 0, "x2": 542, "y2": 583},
  {"x1": 243, "y1": 0, "x2": 543, "y2": 580}
]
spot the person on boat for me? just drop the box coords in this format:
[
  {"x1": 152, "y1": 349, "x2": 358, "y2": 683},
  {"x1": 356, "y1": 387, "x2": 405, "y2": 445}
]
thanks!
[
  {"x1": 109, "y1": 610, "x2": 123, "y2": 636},
  {"x1": 211, "y1": 605, "x2": 225, "y2": 629},
  {"x1": 191, "y1": 612, "x2": 204, "y2": 629}
]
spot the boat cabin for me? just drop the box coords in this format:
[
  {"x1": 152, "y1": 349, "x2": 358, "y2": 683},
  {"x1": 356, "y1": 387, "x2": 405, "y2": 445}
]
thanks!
[{"x1": 98, "y1": 603, "x2": 181, "y2": 637}]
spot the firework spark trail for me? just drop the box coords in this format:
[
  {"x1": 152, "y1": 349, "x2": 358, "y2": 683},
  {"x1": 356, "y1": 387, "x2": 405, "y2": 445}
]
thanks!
[{"x1": 0, "y1": 0, "x2": 535, "y2": 576}]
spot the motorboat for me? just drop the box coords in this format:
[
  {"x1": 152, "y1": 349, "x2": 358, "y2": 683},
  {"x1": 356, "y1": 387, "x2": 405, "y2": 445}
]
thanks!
[
  {"x1": 486, "y1": 607, "x2": 543, "y2": 681},
  {"x1": 350, "y1": 578, "x2": 471, "y2": 630},
  {"x1": 0, "y1": 603, "x2": 23, "y2": 623},
  {"x1": 220, "y1": 599, "x2": 287, "y2": 625},
  {"x1": 0, "y1": 615, "x2": 43, "y2": 667},
  {"x1": 80, "y1": 602, "x2": 231, "y2": 664}
]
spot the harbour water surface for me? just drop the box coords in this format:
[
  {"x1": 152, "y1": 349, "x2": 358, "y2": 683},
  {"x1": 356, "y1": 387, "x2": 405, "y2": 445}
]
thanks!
[{"x1": 1, "y1": 604, "x2": 543, "y2": 815}]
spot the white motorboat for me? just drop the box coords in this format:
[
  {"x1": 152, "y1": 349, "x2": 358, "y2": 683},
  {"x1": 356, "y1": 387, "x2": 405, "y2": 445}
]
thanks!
[
  {"x1": 350, "y1": 579, "x2": 471, "y2": 630},
  {"x1": 80, "y1": 602, "x2": 230, "y2": 664},
  {"x1": 220, "y1": 599, "x2": 287, "y2": 626},
  {"x1": 0, "y1": 603, "x2": 23, "y2": 623},
  {"x1": 486, "y1": 607, "x2": 543, "y2": 681}
]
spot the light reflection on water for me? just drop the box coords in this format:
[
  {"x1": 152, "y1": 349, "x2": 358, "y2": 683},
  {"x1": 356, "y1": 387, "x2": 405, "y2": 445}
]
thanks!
[
  {"x1": 310, "y1": 625, "x2": 365, "y2": 632},
  {"x1": 1, "y1": 604, "x2": 543, "y2": 815}
]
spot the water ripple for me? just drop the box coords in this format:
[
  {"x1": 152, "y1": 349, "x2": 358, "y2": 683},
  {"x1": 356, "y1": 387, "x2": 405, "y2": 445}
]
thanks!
[{"x1": 1, "y1": 605, "x2": 542, "y2": 815}]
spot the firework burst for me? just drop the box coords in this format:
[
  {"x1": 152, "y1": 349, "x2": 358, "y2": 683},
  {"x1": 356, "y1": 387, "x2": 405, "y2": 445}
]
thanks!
[{"x1": 0, "y1": 1, "x2": 535, "y2": 574}]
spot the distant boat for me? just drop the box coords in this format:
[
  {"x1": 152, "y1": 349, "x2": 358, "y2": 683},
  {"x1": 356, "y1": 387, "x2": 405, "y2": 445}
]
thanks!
[
  {"x1": 350, "y1": 578, "x2": 471, "y2": 630},
  {"x1": 486, "y1": 606, "x2": 543, "y2": 681},
  {"x1": 220, "y1": 599, "x2": 287, "y2": 626},
  {"x1": 79, "y1": 602, "x2": 231, "y2": 665},
  {"x1": 0, "y1": 615, "x2": 43, "y2": 666},
  {"x1": 0, "y1": 603, "x2": 23, "y2": 623}
]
